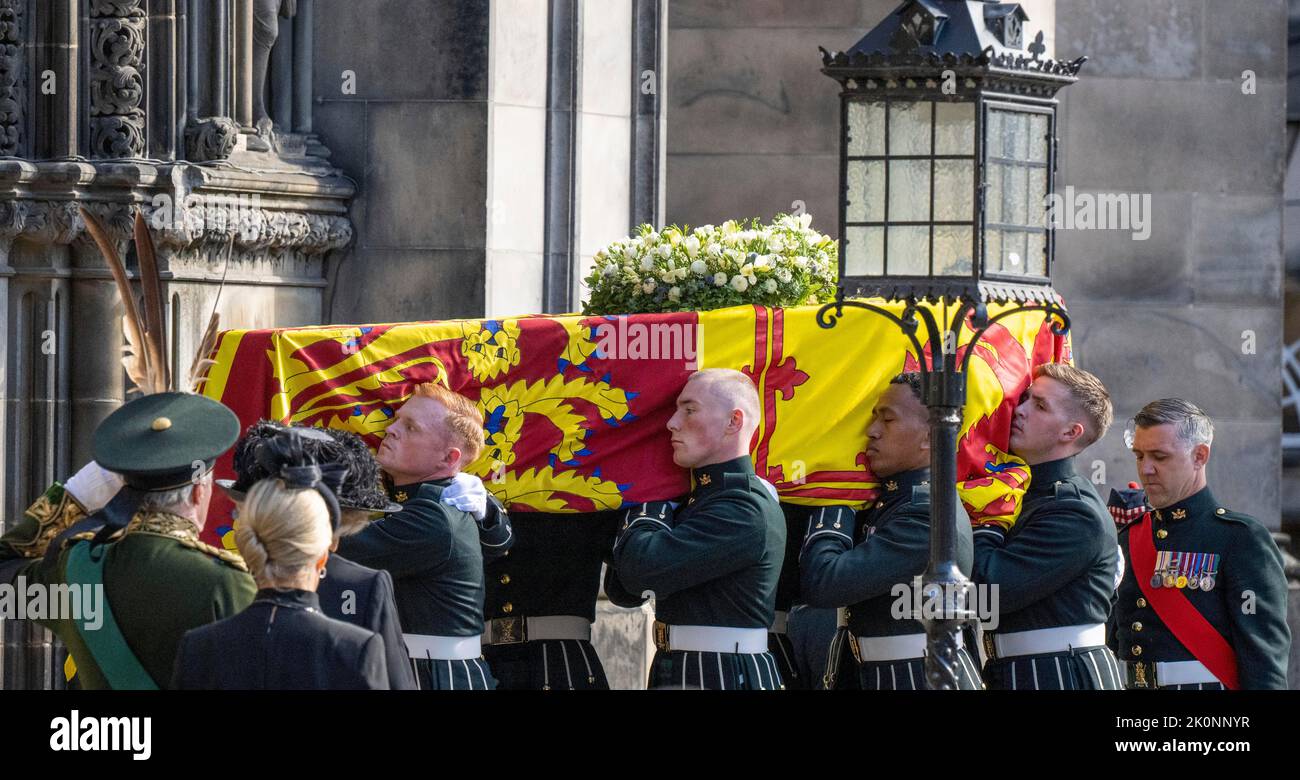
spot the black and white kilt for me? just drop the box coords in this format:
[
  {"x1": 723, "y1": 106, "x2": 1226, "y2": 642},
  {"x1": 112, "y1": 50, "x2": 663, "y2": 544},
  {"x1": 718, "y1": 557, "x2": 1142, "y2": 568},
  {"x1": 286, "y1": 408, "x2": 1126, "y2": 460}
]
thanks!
[
  {"x1": 982, "y1": 645, "x2": 1124, "y2": 690},
  {"x1": 647, "y1": 649, "x2": 784, "y2": 690},
  {"x1": 483, "y1": 639, "x2": 609, "y2": 690},
  {"x1": 411, "y1": 656, "x2": 498, "y2": 690},
  {"x1": 857, "y1": 647, "x2": 985, "y2": 690},
  {"x1": 768, "y1": 632, "x2": 806, "y2": 690}
]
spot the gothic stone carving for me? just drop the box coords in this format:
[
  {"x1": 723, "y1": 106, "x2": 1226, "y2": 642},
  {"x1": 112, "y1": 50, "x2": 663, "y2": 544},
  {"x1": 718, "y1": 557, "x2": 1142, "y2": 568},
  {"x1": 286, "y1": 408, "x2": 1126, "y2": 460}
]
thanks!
[
  {"x1": 185, "y1": 117, "x2": 241, "y2": 162},
  {"x1": 88, "y1": 0, "x2": 147, "y2": 158},
  {"x1": 0, "y1": 0, "x2": 22, "y2": 156}
]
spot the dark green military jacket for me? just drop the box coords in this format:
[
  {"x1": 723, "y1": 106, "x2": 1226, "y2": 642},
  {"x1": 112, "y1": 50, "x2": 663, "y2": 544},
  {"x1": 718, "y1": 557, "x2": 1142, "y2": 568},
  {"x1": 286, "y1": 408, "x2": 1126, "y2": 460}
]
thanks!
[
  {"x1": 972, "y1": 457, "x2": 1118, "y2": 633},
  {"x1": 800, "y1": 468, "x2": 973, "y2": 638},
  {"x1": 338, "y1": 478, "x2": 486, "y2": 637},
  {"x1": 484, "y1": 511, "x2": 619, "y2": 624},
  {"x1": 0, "y1": 483, "x2": 255, "y2": 689},
  {"x1": 1110, "y1": 487, "x2": 1291, "y2": 689},
  {"x1": 606, "y1": 456, "x2": 786, "y2": 628}
]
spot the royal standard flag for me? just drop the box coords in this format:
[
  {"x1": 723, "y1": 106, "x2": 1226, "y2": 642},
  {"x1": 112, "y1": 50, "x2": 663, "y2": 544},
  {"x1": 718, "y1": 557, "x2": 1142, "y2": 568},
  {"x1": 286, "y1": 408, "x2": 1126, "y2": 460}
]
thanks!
[{"x1": 198, "y1": 301, "x2": 1070, "y2": 548}]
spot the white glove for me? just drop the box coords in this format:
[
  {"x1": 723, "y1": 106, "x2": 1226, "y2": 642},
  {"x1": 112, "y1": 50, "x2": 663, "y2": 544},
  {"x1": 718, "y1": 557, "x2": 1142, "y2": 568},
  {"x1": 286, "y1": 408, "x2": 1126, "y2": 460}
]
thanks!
[
  {"x1": 441, "y1": 472, "x2": 487, "y2": 521},
  {"x1": 64, "y1": 461, "x2": 126, "y2": 513}
]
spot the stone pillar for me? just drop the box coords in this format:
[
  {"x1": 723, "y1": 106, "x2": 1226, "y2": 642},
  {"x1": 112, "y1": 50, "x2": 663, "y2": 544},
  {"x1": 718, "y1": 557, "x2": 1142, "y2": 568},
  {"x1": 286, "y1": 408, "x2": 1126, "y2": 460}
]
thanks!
[
  {"x1": 234, "y1": 0, "x2": 254, "y2": 128},
  {"x1": 292, "y1": 0, "x2": 312, "y2": 133}
]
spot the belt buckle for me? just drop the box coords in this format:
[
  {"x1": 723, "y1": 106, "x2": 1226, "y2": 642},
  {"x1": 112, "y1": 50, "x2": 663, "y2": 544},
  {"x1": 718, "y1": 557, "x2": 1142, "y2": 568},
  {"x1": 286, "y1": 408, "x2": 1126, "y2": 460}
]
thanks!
[
  {"x1": 1130, "y1": 661, "x2": 1152, "y2": 689},
  {"x1": 489, "y1": 616, "x2": 526, "y2": 645},
  {"x1": 982, "y1": 631, "x2": 997, "y2": 662},
  {"x1": 653, "y1": 620, "x2": 670, "y2": 652}
]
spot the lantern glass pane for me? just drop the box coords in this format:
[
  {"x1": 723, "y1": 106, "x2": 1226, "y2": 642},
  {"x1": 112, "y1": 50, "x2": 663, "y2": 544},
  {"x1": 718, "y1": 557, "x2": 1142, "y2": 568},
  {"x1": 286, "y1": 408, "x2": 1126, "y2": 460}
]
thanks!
[
  {"x1": 848, "y1": 101, "x2": 886, "y2": 156},
  {"x1": 1001, "y1": 230, "x2": 1028, "y2": 275},
  {"x1": 934, "y1": 102, "x2": 975, "y2": 155},
  {"x1": 846, "y1": 160, "x2": 885, "y2": 223},
  {"x1": 1029, "y1": 113, "x2": 1050, "y2": 163},
  {"x1": 934, "y1": 160, "x2": 973, "y2": 221},
  {"x1": 888, "y1": 159, "x2": 930, "y2": 222},
  {"x1": 1027, "y1": 230, "x2": 1047, "y2": 276},
  {"x1": 986, "y1": 162, "x2": 1003, "y2": 224},
  {"x1": 934, "y1": 225, "x2": 974, "y2": 276},
  {"x1": 998, "y1": 110, "x2": 1030, "y2": 161},
  {"x1": 1028, "y1": 166, "x2": 1048, "y2": 228},
  {"x1": 845, "y1": 226, "x2": 884, "y2": 275},
  {"x1": 887, "y1": 226, "x2": 930, "y2": 275},
  {"x1": 1003, "y1": 163, "x2": 1029, "y2": 226},
  {"x1": 985, "y1": 228, "x2": 1003, "y2": 273},
  {"x1": 888, "y1": 101, "x2": 932, "y2": 156}
]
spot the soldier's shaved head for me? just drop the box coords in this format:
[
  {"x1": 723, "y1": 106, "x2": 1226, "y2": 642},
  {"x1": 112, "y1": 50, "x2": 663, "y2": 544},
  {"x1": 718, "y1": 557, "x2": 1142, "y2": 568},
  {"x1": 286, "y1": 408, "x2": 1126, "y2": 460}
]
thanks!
[
  {"x1": 685, "y1": 369, "x2": 761, "y2": 435},
  {"x1": 668, "y1": 369, "x2": 761, "y2": 468}
]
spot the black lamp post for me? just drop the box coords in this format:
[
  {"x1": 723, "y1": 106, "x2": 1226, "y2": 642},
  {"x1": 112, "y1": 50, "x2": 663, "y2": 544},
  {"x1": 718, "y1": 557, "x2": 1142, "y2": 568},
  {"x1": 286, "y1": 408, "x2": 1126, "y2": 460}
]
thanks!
[{"x1": 816, "y1": 0, "x2": 1085, "y2": 689}]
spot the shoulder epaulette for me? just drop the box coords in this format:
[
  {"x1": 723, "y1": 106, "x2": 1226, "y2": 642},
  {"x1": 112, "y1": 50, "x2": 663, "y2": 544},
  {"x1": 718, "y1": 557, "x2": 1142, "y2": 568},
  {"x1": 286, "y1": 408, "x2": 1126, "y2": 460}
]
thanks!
[
  {"x1": 177, "y1": 536, "x2": 249, "y2": 572},
  {"x1": 61, "y1": 531, "x2": 98, "y2": 548},
  {"x1": 1053, "y1": 480, "x2": 1083, "y2": 500},
  {"x1": 723, "y1": 472, "x2": 749, "y2": 490},
  {"x1": 911, "y1": 484, "x2": 932, "y2": 506}
]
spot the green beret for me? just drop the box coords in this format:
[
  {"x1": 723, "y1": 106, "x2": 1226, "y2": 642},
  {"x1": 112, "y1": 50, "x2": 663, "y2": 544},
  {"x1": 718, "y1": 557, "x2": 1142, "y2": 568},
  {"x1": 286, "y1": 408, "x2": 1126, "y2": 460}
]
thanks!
[{"x1": 93, "y1": 393, "x2": 240, "y2": 491}]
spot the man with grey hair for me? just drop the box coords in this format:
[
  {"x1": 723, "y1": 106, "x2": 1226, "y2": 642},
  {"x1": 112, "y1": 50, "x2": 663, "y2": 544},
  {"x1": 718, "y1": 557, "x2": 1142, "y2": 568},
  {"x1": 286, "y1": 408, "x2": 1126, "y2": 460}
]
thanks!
[
  {"x1": 605, "y1": 368, "x2": 787, "y2": 689},
  {"x1": 1111, "y1": 399, "x2": 1290, "y2": 689}
]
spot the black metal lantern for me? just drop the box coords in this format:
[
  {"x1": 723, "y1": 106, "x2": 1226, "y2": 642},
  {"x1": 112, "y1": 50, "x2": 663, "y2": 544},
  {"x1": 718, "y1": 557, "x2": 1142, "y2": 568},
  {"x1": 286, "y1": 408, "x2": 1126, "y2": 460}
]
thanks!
[
  {"x1": 822, "y1": 0, "x2": 1085, "y2": 304},
  {"x1": 816, "y1": 1, "x2": 1085, "y2": 690}
]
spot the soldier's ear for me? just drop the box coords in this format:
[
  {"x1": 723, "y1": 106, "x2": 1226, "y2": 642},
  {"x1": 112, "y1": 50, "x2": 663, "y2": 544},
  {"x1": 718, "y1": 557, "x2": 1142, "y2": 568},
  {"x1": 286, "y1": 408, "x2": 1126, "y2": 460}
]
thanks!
[{"x1": 1191, "y1": 442, "x2": 1210, "y2": 468}]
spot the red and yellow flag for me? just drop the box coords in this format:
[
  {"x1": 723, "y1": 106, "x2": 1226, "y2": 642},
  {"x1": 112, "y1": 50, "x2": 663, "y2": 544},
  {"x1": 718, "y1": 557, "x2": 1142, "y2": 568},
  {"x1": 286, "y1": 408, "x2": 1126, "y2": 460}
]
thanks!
[{"x1": 199, "y1": 301, "x2": 1069, "y2": 547}]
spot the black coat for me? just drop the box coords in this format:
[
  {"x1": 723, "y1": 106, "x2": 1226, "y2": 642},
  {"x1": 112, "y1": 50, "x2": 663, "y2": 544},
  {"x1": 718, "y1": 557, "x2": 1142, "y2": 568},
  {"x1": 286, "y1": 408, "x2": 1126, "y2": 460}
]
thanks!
[
  {"x1": 171, "y1": 588, "x2": 390, "y2": 690},
  {"x1": 317, "y1": 554, "x2": 416, "y2": 690}
]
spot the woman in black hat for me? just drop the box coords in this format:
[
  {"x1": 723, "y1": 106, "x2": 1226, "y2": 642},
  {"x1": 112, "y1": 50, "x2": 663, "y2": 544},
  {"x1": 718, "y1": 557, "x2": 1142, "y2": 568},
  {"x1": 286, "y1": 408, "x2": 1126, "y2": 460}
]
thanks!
[
  {"x1": 218, "y1": 422, "x2": 417, "y2": 690},
  {"x1": 172, "y1": 441, "x2": 390, "y2": 690}
]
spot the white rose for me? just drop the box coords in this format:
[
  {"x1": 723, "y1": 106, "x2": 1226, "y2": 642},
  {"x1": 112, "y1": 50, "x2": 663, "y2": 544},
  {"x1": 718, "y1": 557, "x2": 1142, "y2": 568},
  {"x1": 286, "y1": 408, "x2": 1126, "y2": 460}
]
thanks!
[
  {"x1": 713, "y1": 272, "x2": 728, "y2": 287},
  {"x1": 769, "y1": 235, "x2": 784, "y2": 253},
  {"x1": 730, "y1": 275, "x2": 749, "y2": 292},
  {"x1": 777, "y1": 268, "x2": 792, "y2": 283},
  {"x1": 764, "y1": 279, "x2": 778, "y2": 293},
  {"x1": 707, "y1": 243, "x2": 722, "y2": 258},
  {"x1": 602, "y1": 264, "x2": 616, "y2": 278},
  {"x1": 640, "y1": 255, "x2": 655, "y2": 272},
  {"x1": 658, "y1": 244, "x2": 673, "y2": 259},
  {"x1": 684, "y1": 236, "x2": 701, "y2": 257},
  {"x1": 799, "y1": 213, "x2": 813, "y2": 229},
  {"x1": 668, "y1": 286, "x2": 681, "y2": 302},
  {"x1": 696, "y1": 224, "x2": 715, "y2": 236},
  {"x1": 740, "y1": 263, "x2": 754, "y2": 276},
  {"x1": 646, "y1": 231, "x2": 660, "y2": 245},
  {"x1": 753, "y1": 255, "x2": 771, "y2": 269},
  {"x1": 659, "y1": 269, "x2": 676, "y2": 284},
  {"x1": 794, "y1": 255, "x2": 809, "y2": 269},
  {"x1": 747, "y1": 274, "x2": 758, "y2": 286},
  {"x1": 690, "y1": 259, "x2": 708, "y2": 276}
]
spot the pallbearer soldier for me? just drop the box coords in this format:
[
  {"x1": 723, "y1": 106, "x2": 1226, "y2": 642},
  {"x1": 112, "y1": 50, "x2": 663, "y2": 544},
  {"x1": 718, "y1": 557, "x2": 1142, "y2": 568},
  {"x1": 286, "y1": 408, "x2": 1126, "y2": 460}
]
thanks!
[
  {"x1": 801, "y1": 373, "x2": 982, "y2": 689},
  {"x1": 338, "y1": 382, "x2": 508, "y2": 689},
  {"x1": 1112, "y1": 399, "x2": 1290, "y2": 689},
  {"x1": 973, "y1": 364, "x2": 1125, "y2": 689},
  {"x1": 606, "y1": 368, "x2": 787, "y2": 689},
  {"x1": 0, "y1": 393, "x2": 255, "y2": 689}
]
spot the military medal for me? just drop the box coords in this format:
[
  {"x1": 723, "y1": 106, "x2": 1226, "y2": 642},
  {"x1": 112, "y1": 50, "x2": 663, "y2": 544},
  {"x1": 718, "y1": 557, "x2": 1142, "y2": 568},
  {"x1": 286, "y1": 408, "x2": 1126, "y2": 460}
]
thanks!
[
  {"x1": 1201, "y1": 554, "x2": 1218, "y2": 591},
  {"x1": 1151, "y1": 551, "x2": 1168, "y2": 588},
  {"x1": 1186, "y1": 552, "x2": 1202, "y2": 591},
  {"x1": 1174, "y1": 552, "x2": 1189, "y2": 589},
  {"x1": 1161, "y1": 550, "x2": 1177, "y2": 589}
]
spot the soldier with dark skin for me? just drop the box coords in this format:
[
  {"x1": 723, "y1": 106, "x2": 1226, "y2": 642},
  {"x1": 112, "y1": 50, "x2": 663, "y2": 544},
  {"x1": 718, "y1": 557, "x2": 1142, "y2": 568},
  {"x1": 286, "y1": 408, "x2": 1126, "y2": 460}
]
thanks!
[
  {"x1": 801, "y1": 372, "x2": 982, "y2": 689},
  {"x1": 1111, "y1": 399, "x2": 1290, "y2": 689},
  {"x1": 973, "y1": 363, "x2": 1125, "y2": 689},
  {"x1": 337, "y1": 382, "x2": 507, "y2": 689},
  {"x1": 0, "y1": 393, "x2": 256, "y2": 690},
  {"x1": 606, "y1": 368, "x2": 786, "y2": 690}
]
